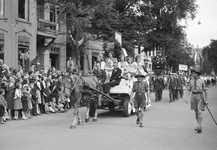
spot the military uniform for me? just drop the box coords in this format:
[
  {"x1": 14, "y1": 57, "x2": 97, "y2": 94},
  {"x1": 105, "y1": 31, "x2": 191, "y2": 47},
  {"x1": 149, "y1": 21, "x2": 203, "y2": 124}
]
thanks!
[
  {"x1": 132, "y1": 80, "x2": 148, "y2": 108},
  {"x1": 186, "y1": 66, "x2": 208, "y2": 133},
  {"x1": 188, "y1": 77, "x2": 207, "y2": 111}
]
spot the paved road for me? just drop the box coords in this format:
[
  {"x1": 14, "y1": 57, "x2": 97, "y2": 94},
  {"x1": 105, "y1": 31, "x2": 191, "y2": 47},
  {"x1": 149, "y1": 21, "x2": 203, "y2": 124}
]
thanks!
[{"x1": 1, "y1": 86, "x2": 217, "y2": 150}]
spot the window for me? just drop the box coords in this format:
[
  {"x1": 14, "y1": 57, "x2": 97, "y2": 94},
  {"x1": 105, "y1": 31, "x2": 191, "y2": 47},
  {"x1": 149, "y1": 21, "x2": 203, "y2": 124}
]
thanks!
[
  {"x1": 0, "y1": 34, "x2": 4, "y2": 61},
  {"x1": 18, "y1": 0, "x2": 29, "y2": 20},
  {"x1": 0, "y1": 0, "x2": 4, "y2": 17},
  {"x1": 18, "y1": 36, "x2": 30, "y2": 70},
  {"x1": 50, "y1": 5, "x2": 56, "y2": 22},
  {"x1": 0, "y1": 45, "x2": 4, "y2": 61}
]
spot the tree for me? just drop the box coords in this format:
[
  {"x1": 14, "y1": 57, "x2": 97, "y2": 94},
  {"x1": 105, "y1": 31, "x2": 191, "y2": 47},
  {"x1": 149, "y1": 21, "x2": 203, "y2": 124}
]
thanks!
[
  {"x1": 202, "y1": 40, "x2": 217, "y2": 74},
  {"x1": 142, "y1": 0, "x2": 198, "y2": 51},
  {"x1": 46, "y1": 0, "x2": 198, "y2": 72},
  {"x1": 165, "y1": 40, "x2": 194, "y2": 72},
  {"x1": 201, "y1": 57, "x2": 212, "y2": 75},
  {"x1": 46, "y1": 0, "x2": 108, "y2": 72}
]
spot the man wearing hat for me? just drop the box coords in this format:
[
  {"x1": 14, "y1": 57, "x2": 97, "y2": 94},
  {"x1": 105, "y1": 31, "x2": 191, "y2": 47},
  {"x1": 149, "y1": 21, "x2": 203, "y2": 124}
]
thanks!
[
  {"x1": 131, "y1": 73, "x2": 149, "y2": 127},
  {"x1": 185, "y1": 67, "x2": 208, "y2": 133}
]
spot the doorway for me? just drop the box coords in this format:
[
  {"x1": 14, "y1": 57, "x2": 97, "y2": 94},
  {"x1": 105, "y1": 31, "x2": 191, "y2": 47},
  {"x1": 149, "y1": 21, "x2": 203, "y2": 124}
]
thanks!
[{"x1": 50, "y1": 53, "x2": 59, "y2": 70}]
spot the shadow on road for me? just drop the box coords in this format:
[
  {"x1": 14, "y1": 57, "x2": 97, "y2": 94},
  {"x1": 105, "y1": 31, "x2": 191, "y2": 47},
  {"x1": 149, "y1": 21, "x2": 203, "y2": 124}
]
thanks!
[{"x1": 97, "y1": 110, "x2": 127, "y2": 118}]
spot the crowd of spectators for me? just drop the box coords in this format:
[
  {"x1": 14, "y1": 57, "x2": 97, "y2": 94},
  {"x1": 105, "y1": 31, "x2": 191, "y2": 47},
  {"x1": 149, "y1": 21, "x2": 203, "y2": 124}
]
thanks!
[
  {"x1": 0, "y1": 59, "x2": 70, "y2": 124},
  {"x1": 1, "y1": 52, "x2": 216, "y2": 125},
  {"x1": 0, "y1": 52, "x2": 150, "y2": 125}
]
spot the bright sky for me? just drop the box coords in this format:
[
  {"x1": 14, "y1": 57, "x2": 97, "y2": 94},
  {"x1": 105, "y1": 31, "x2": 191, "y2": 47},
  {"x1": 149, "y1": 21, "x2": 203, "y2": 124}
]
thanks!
[{"x1": 184, "y1": 0, "x2": 217, "y2": 48}]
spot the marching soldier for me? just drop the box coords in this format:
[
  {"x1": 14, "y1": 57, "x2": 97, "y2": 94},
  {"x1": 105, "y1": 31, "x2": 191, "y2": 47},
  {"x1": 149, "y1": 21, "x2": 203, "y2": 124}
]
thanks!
[{"x1": 185, "y1": 67, "x2": 208, "y2": 133}]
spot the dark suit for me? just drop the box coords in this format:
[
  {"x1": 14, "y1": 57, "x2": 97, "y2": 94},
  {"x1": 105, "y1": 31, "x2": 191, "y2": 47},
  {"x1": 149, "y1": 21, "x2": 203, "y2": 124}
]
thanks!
[
  {"x1": 175, "y1": 77, "x2": 182, "y2": 100},
  {"x1": 103, "y1": 67, "x2": 122, "y2": 94},
  {"x1": 168, "y1": 76, "x2": 177, "y2": 102},
  {"x1": 92, "y1": 68, "x2": 106, "y2": 84},
  {"x1": 154, "y1": 77, "x2": 164, "y2": 102}
]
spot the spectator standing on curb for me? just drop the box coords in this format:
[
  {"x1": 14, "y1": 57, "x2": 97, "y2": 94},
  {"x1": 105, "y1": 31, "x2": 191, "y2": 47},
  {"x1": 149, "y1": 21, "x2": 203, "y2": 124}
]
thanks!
[
  {"x1": 0, "y1": 89, "x2": 7, "y2": 124},
  {"x1": 5, "y1": 76, "x2": 15, "y2": 120}
]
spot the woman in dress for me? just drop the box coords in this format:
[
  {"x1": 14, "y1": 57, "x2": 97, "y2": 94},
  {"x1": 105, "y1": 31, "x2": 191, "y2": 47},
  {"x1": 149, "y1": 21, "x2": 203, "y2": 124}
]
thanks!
[
  {"x1": 104, "y1": 52, "x2": 116, "y2": 82},
  {"x1": 13, "y1": 82, "x2": 23, "y2": 120},
  {"x1": 0, "y1": 89, "x2": 7, "y2": 124},
  {"x1": 5, "y1": 76, "x2": 16, "y2": 120},
  {"x1": 92, "y1": 54, "x2": 105, "y2": 71},
  {"x1": 118, "y1": 54, "x2": 128, "y2": 78},
  {"x1": 126, "y1": 56, "x2": 137, "y2": 79}
]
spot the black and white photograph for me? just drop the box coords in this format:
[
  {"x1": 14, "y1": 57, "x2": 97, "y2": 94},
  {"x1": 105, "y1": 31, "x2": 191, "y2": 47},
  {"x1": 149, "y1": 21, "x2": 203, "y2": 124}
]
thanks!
[{"x1": 0, "y1": 0, "x2": 217, "y2": 150}]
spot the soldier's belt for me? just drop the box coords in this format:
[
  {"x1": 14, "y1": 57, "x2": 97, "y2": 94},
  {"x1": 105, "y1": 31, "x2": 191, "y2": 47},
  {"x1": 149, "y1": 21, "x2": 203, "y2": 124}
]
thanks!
[
  {"x1": 192, "y1": 91, "x2": 203, "y2": 94},
  {"x1": 136, "y1": 92, "x2": 145, "y2": 94}
]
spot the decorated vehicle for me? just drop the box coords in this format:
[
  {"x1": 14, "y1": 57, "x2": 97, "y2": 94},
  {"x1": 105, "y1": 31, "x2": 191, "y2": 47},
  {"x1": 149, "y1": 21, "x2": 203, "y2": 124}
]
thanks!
[{"x1": 99, "y1": 79, "x2": 135, "y2": 117}]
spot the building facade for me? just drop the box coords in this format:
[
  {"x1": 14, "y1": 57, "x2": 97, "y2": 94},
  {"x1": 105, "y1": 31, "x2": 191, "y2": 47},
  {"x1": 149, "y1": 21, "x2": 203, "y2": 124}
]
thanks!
[{"x1": 0, "y1": 0, "x2": 66, "y2": 72}]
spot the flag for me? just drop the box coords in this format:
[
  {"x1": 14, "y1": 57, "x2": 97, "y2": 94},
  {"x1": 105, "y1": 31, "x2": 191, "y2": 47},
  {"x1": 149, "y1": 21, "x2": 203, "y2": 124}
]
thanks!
[
  {"x1": 122, "y1": 48, "x2": 128, "y2": 57},
  {"x1": 193, "y1": 50, "x2": 203, "y2": 69},
  {"x1": 78, "y1": 37, "x2": 84, "y2": 46},
  {"x1": 211, "y1": 68, "x2": 216, "y2": 78}
]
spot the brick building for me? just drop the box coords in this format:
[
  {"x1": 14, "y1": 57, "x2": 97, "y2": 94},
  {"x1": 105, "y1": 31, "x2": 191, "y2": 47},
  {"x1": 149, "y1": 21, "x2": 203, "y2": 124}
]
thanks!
[{"x1": 0, "y1": 0, "x2": 67, "y2": 72}]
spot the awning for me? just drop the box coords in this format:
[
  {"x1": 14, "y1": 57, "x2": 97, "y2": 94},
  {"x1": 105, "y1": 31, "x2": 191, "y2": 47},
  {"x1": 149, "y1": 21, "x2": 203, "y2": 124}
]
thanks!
[
  {"x1": 18, "y1": 36, "x2": 29, "y2": 46},
  {"x1": 37, "y1": 31, "x2": 57, "y2": 39}
]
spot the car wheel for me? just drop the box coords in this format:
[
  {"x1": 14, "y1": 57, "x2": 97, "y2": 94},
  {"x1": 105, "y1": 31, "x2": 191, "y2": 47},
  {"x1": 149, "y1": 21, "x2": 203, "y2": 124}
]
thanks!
[{"x1": 123, "y1": 99, "x2": 131, "y2": 117}]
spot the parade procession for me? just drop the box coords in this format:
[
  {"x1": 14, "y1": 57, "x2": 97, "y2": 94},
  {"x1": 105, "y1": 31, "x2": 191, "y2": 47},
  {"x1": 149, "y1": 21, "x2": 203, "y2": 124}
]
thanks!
[{"x1": 0, "y1": 0, "x2": 217, "y2": 150}]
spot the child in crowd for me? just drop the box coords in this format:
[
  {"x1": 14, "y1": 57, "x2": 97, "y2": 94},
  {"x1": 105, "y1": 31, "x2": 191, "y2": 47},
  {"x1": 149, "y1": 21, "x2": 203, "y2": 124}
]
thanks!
[
  {"x1": 58, "y1": 86, "x2": 67, "y2": 112},
  {"x1": 57, "y1": 98, "x2": 64, "y2": 112},
  {"x1": 14, "y1": 82, "x2": 23, "y2": 120},
  {"x1": 0, "y1": 89, "x2": 7, "y2": 124},
  {"x1": 22, "y1": 80, "x2": 31, "y2": 119},
  {"x1": 48, "y1": 97, "x2": 58, "y2": 113},
  {"x1": 43, "y1": 80, "x2": 51, "y2": 114}
]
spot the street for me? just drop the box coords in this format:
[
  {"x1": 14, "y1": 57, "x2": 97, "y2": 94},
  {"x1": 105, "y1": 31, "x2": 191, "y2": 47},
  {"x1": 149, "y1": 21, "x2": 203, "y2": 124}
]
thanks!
[{"x1": 0, "y1": 86, "x2": 217, "y2": 150}]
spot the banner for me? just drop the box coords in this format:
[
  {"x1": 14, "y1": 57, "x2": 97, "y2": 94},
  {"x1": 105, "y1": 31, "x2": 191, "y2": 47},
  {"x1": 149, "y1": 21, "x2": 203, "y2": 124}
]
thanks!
[
  {"x1": 115, "y1": 31, "x2": 122, "y2": 46},
  {"x1": 122, "y1": 48, "x2": 128, "y2": 57},
  {"x1": 179, "y1": 64, "x2": 188, "y2": 71}
]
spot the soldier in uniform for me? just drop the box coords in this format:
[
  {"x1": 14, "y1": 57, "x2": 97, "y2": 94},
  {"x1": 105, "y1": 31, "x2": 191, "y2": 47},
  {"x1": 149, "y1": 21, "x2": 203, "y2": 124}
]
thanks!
[
  {"x1": 153, "y1": 75, "x2": 164, "y2": 102},
  {"x1": 131, "y1": 74, "x2": 149, "y2": 127},
  {"x1": 185, "y1": 67, "x2": 208, "y2": 133}
]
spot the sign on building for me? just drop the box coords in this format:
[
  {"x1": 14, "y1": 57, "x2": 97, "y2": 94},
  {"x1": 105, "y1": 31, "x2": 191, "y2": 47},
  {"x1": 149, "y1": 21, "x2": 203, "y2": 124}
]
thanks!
[{"x1": 179, "y1": 64, "x2": 188, "y2": 71}]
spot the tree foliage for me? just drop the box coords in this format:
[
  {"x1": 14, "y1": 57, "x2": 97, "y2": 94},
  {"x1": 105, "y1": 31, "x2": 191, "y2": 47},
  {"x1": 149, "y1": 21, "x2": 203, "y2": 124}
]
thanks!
[
  {"x1": 46, "y1": 0, "x2": 198, "y2": 71},
  {"x1": 202, "y1": 40, "x2": 217, "y2": 74},
  {"x1": 165, "y1": 40, "x2": 194, "y2": 71}
]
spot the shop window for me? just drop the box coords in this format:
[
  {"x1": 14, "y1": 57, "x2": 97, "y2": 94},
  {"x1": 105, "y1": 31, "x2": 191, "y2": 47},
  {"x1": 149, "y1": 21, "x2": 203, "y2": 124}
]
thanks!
[
  {"x1": 18, "y1": 46, "x2": 29, "y2": 71},
  {"x1": 50, "y1": 47, "x2": 60, "y2": 69},
  {"x1": 18, "y1": 0, "x2": 29, "y2": 20},
  {"x1": 0, "y1": 0, "x2": 4, "y2": 17}
]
